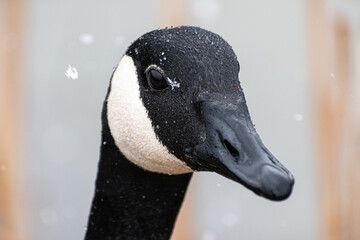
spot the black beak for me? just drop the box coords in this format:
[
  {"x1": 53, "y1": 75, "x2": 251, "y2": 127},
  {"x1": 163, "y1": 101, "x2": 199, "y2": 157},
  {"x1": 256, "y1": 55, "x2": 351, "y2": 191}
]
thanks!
[{"x1": 187, "y1": 92, "x2": 294, "y2": 201}]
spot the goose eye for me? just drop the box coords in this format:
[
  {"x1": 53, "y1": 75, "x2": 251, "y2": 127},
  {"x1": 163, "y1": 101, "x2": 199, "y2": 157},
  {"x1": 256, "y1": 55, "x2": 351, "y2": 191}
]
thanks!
[{"x1": 146, "y1": 69, "x2": 168, "y2": 90}]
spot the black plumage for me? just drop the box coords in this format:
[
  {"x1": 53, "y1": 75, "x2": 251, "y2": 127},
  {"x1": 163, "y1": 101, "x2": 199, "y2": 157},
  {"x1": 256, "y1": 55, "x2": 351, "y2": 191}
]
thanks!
[{"x1": 85, "y1": 26, "x2": 294, "y2": 240}]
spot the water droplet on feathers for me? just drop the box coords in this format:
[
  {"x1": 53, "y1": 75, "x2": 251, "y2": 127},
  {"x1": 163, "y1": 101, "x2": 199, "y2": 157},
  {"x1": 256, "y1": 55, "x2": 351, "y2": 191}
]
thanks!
[{"x1": 205, "y1": 36, "x2": 211, "y2": 44}]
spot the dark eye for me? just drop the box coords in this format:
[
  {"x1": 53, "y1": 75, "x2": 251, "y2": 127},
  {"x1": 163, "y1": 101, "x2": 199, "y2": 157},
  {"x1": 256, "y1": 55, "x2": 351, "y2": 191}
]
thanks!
[{"x1": 146, "y1": 69, "x2": 168, "y2": 90}]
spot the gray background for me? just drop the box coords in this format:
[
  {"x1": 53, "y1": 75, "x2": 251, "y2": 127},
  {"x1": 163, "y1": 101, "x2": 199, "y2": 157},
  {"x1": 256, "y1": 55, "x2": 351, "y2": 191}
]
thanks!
[{"x1": 22, "y1": 0, "x2": 317, "y2": 239}]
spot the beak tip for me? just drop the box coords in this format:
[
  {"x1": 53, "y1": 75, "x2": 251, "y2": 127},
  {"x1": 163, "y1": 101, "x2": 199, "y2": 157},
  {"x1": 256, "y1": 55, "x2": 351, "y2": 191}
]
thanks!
[{"x1": 260, "y1": 165, "x2": 294, "y2": 201}]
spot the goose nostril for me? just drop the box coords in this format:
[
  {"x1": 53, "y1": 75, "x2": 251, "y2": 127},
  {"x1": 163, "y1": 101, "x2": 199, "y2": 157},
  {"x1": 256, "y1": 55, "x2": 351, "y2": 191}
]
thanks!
[{"x1": 223, "y1": 139, "x2": 239, "y2": 160}]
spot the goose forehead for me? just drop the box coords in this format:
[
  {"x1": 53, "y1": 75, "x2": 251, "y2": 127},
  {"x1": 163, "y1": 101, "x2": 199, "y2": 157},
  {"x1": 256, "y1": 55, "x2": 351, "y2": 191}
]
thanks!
[
  {"x1": 129, "y1": 31, "x2": 238, "y2": 64},
  {"x1": 107, "y1": 55, "x2": 192, "y2": 174},
  {"x1": 127, "y1": 28, "x2": 241, "y2": 94}
]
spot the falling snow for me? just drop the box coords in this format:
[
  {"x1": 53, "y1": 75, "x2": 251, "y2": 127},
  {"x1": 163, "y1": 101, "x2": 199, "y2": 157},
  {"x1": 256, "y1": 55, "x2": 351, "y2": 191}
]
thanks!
[
  {"x1": 279, "y1": 219, "x2": 288, "y2": 228},
  {"x1": 40, "y1": 207, "x2": 58, "y2": 226},
  {"x1": 193, "y1": 0, "x2": 220, "y2": 23},
  {"x1": 65, "y1": 65, "x2": 79, "y2": 80},
  {"x1": 221, "y1": 212, "x2": 238, "y2": 227},
  {"x1": 202, "y1": 230, "x2": 216, "y2": 240},
  {"x1": 79, "y1": 34, "x2": 94, "y2": 45},
  {"x1": 294, "y1": 113, "x2": 303, "y2": 122},
  {"x1": 115, "y1": 36, "x2": 124, "y2": 46}
]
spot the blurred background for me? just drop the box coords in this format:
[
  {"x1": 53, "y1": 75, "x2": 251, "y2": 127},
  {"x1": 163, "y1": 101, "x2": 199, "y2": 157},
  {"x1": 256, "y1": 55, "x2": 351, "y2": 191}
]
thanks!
[{"x1": 1, "y1": 0, "x2": 359, "y2": 239}]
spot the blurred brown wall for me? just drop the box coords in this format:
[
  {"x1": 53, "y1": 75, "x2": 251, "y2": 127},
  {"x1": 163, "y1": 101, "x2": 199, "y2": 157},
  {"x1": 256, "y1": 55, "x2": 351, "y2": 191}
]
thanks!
[
  {"x1": 307, "y1": 0, "x2": 360, "y2": 239},
  {"x1": 0, "y1": 1, "x2": 24, "y2": 239}
]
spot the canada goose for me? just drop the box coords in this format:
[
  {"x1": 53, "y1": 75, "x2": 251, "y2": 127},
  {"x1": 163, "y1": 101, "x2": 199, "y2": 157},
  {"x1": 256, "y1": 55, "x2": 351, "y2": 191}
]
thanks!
[{"x1": 85, "y1": 26, "x2": 294, "y2": 240}]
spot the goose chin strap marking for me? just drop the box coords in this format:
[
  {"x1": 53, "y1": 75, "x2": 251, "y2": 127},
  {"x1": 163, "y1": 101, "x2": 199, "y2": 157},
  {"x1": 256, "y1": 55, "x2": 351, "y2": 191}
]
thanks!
[{"x1": 107, "y1": 55, "x2": 192, "y2": 175}]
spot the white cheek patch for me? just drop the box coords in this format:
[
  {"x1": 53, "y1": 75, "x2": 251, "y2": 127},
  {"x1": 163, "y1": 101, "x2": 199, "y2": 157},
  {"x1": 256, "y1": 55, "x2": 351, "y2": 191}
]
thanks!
[{"x1": 107, "y1": 55, "x2": 192, "y2": 175}]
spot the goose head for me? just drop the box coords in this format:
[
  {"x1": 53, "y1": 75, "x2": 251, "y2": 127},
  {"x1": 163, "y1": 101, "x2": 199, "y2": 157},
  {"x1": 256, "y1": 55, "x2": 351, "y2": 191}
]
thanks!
[{"x1": 107, "y1": 26, "x2": 294, "y2": 201}]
